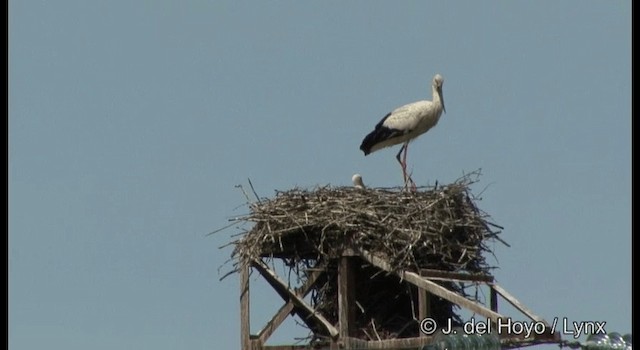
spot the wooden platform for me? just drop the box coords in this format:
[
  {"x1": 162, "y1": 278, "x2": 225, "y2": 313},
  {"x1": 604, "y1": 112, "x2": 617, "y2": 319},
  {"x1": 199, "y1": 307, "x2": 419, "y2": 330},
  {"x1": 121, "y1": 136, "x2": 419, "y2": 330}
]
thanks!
[{"x1": 240, "y1": 248, "x2": 561, "y2": 350}]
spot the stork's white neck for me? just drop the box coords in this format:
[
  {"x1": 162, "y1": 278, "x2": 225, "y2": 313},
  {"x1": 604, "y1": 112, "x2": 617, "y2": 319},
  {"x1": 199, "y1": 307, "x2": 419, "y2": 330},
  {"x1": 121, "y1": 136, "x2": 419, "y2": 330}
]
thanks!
[{"x1": 432, "y1": 85, "x2": 444, "y2": 110}]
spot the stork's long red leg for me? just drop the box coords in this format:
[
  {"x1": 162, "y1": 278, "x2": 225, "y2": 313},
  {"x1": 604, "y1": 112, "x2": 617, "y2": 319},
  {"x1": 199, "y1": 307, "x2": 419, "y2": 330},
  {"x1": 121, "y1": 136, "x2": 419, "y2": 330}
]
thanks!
[
  {"x1": 402, "y1": 143, "x2": 410, "y2": 188},
  {"x1": 395, "y1": 144, "x2": 408, "y2": 187},
  {"x1": 402, "y1": 142, "x2": 417, "y2": 191}
]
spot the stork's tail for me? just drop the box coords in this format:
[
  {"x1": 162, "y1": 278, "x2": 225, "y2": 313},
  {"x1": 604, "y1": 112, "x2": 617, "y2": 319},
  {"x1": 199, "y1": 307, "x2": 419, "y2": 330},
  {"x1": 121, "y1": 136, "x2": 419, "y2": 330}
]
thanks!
[
  {"x1": 360, "y1": 125, "x2": 401, "y2": 155},
  {"x1": 359, "y1": 131, "x2": 377, "y2": 155}
]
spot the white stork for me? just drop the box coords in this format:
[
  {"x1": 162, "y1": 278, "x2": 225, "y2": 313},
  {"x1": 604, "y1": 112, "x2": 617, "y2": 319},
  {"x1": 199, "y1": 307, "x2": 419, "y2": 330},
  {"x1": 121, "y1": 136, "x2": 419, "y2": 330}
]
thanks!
[
  {"x1": 359, "y1": 74, "x2": 446, "y2": 190},
  {"x1": 352, "y1": 173, "x2": 365, "y2": 189}
]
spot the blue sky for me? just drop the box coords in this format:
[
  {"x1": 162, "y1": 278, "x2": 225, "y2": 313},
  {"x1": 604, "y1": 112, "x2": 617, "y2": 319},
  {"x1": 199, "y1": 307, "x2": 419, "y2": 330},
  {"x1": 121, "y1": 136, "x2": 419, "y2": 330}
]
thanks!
[{"x1": 9, "y1": 1, "x2": 631, "y2": 349}]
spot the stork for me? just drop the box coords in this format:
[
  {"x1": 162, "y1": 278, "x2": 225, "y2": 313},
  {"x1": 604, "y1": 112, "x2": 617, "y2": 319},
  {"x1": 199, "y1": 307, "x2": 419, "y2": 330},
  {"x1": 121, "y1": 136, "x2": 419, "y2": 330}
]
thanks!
[
  {"x1": 352, "y1": 173, "x2": 365, "y2": 190},
  {"x1": 359, "y1": 74, "x2": 446, "y2": 190}
]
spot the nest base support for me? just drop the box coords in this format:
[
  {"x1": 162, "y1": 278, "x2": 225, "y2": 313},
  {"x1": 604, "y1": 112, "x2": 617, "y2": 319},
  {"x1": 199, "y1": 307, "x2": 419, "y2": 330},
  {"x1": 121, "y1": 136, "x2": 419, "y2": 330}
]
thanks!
[{"x1": 239, "y1": 251, "x2": 561, "y2": 350}]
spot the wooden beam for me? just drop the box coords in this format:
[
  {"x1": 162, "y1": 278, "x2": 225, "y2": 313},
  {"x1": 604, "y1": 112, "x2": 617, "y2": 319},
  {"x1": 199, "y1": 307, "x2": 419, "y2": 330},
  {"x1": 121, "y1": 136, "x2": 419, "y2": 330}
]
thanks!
[
  {"x1": 342, "y1": 337, "x2": 368, "y2": 349},
  {"x1": 240, "y1": 262, "x2": 251, "y2": 350},
  {"x1": 356, "y1": 249, "x2": 505, "y2": 323},
  {"x1": 364, "y1": 336, "x2": 433, "y2": 349},
  {"x1": 490, "y1": 283, "x2": 546, "y2": 324},
  {"x1": 256, "y1": 268, "x2": 325, "y2": 345},
  {"x1": 318, "y1": 336, "x2": 435, "y2": 350},
  {"x1": 341, "y1": 249, "x2": 360, "y2": 257},
  {"x1": 420, "y1": 268, "x2": 494, "y2": 283},
  {"x1": 262, "y1": 346, "x2": 314, "y2": 350},
  {"x1": 338, "y1": 256, "x2": 356, "y2": 338},
  {"x1": 500, "y1": 337, "x2": 563, "y2": 349},
  {"x1": 490, "y1": 284, "x2": 559, "y2": 341},
  {"x1": 251, "y1": 259, "x2": 339, "y2": 338}
]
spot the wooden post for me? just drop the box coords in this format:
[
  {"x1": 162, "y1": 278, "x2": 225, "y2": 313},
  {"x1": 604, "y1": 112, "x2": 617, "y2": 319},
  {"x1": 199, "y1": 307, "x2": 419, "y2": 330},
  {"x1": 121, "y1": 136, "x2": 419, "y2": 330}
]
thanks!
[
  {"x1": 490, "y1": 286, "x2": 498, "y2": 312},
  {"x1": 240, "y1": 262, "x2": 251, "y2": 350},
  {"x1": 338, "y1": 256, "x2": 356, "y2": 339},
  {"x1": 489, "y1": 285, "x2": 498, "y2": 332},
  {"x1": 418, "y1": 288, "x2": 430, "y2": 337}
]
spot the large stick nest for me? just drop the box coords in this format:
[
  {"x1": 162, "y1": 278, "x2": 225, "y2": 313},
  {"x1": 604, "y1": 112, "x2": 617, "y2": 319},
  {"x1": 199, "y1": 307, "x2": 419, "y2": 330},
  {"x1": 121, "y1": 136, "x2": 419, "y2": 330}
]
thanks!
[{"x1": 222, "y1": 171, "x2": 506, "y2": 342}]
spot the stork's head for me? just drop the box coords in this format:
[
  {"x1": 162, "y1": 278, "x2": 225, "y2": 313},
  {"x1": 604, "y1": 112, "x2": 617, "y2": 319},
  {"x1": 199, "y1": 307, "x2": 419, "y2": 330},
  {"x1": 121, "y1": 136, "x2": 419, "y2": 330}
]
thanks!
[{"x1": 433, "y1": 74, "x2": 446, "y2": 114}]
